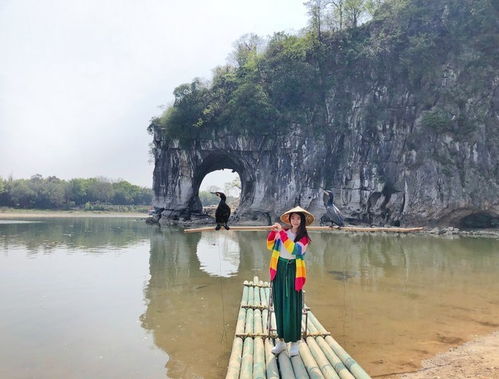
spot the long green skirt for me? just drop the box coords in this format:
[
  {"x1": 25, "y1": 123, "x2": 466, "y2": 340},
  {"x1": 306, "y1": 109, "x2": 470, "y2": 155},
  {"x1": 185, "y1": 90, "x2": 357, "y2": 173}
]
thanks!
[{"x1": 272, "y1": 257, "x2": 303, "y2": 342}]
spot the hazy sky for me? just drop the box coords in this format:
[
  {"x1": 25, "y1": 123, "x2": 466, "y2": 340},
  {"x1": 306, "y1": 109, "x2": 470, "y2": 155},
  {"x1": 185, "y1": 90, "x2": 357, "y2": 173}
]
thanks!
[{"x1": 0, "y1": 0, "x2": 308, "y2": 188}]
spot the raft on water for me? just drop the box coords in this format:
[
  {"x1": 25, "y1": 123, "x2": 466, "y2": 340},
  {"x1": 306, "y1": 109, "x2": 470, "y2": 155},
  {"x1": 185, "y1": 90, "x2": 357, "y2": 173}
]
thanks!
[
  {"x1": 226, "y1": 276, "x2": 371, "y2": 379},
  {"x1": 185, "y1": 225, "x2": 423, "y2": 233}
]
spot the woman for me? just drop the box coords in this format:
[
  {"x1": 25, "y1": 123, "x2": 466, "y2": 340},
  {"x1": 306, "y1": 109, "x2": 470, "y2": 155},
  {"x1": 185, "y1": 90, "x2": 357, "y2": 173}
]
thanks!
[{"x1": 266, "y1": 206, "x2": 313, "y2": 357}]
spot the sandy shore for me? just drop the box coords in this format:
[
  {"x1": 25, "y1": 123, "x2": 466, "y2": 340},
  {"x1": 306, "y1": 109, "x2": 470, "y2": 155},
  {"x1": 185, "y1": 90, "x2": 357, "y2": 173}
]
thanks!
[
  {"x1": 383, "y1": 331, "x2": 499, "y2": 378},
  {"x1": 0, "y1": 210, "x2": 147, "y2": 218}
]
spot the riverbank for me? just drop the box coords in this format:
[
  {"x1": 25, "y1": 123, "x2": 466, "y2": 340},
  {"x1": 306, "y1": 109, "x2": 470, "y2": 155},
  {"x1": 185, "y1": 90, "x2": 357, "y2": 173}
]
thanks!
[
  {"x1": 0, "y1": 209, "x2": 147, "y2": 218},
  {"x1": 393, "y1": 330, "x2": 499, "y2": 378}
]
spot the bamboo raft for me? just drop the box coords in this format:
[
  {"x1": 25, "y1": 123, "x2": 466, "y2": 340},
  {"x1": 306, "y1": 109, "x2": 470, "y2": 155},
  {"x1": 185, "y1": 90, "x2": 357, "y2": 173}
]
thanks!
[
  {"x1": 226, "y1": 276, "x2": 371, "y2": 379},
  {"x1": 185, "y1": 225, "x2": 423, "y2": 233}
]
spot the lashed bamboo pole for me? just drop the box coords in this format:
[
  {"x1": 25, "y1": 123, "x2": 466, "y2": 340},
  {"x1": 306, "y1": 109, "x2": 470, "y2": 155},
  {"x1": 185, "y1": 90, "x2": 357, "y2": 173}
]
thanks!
[
  {"x1": 240, "y1": 283, "x2": 255, "y2": 379},
  {"x1": 259, "y1": 281, "x2": 268, "y2": 306},
  {"x1": 226, "y1": 280, "x2": 250, "y2": 379},
  {"x1": 271, "y1": 308, "x2": 277, "y2": 336},
  {"x1": 299, "y1": 341, "x2": 325, "y2": 378},
  {"x1": 316, "y1": 337, "x2": 355, "y2": 379},
  {"x1": 235, "y1": 286, "x2": 249, "y2": 335},
  {"x1": 264, "y1": 338, "x2": 280, "y2": 379},
  {"x1": 290, "y1": 354, "x2": 309, "y2": 379},
  {"x1": 241, "y1": 282, "x2": 249, "y2": 306},
  {"x1": 245, "y1": 288, "x2": 254, "y2": 335},
  {"x1": 261, "y1": 281, "x2": 269, "y2": 335},
  {"x1": 247, "y1": 283, "x2": 254, "y2": 312},
  {"x1": 307, "y1": 337, "x2": 341, "y2": 378},
  {"x1": 251, "y1": 276, "x2": 266, "y2": 379},
  {"x1": 254, "y1": 309, "x2": 263, "y2": 334},
  {"x1": 253, "y1": 337, "x2": 266, "y2": 379},
  {"x1": 184, "y1": 225, "x2": 423, "y2": 233},
  {"x1": 254, "y1": 283, "x2": 261, "y2": 307},
  {"x1": 302, "y1": 318, "x2": 340, "y2": 378},
  {"x1": 308, "y1": 312, "x2": 371, "y2": 379},
  {"x1": 277, "y1": 345, "x2": 296, "y2": 378},
  {"x1": 225, "y1": 337, "x2": 243, "y2": 379},
  {"x1": 240, "y1": 337, "x2": 254, "y2": 379},
  {"x1": 305, "y1": 315, "x2": 354, "y2": 379}
]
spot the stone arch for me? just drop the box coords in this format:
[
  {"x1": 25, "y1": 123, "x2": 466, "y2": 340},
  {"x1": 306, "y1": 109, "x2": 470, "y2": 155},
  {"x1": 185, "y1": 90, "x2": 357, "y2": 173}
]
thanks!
[{"x1": 191, "y1": 151, "x2": 255, "y2": 218}]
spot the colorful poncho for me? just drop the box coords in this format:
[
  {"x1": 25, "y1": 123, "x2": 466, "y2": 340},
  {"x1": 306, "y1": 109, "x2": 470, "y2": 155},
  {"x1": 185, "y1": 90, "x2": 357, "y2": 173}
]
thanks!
[{"x1": 267, "y1": 230, "x2": 309, "y2": 291}]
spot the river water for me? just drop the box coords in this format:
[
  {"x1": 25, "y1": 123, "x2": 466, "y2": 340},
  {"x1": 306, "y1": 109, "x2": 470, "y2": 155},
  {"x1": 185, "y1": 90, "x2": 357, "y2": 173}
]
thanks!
[{"x1": 1, "y1": 217, "x2": 498, "y2": 378}]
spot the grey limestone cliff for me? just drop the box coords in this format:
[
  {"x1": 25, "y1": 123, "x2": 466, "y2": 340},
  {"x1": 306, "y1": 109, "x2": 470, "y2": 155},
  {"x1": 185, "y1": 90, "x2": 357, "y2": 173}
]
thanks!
[{"x1": 150, "y1": 0, "x2": 499, "y2": 227}]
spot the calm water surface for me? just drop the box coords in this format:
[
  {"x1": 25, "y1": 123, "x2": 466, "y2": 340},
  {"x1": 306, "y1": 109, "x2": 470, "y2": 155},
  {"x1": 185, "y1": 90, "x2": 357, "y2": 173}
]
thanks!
[{"x1": 1, "y1": 218, "x2": 498, "y2": 378}]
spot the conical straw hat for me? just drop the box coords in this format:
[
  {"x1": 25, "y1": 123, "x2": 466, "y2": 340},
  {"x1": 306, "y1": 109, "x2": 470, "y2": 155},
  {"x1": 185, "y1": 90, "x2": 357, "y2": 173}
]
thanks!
[{"x1": 280, "y1": 206, "x2": 315, "y2": 226}]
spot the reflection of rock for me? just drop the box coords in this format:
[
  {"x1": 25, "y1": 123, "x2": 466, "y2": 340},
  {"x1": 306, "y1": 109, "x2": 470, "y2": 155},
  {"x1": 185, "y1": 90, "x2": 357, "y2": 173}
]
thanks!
[
  {"x1": 328, "y1": 270, "x2": 358, "y2": 281},
  {"x1": 139, "y1": 229, "x2": 278, "y2": 378},
  {"x1": 0, "y1": 218, "x2": 149, "y2": 253},
  {"x1": 140, "y1": 229, "x2": 241, "y2": 378},
  {"x1": 196, "y1": 233, "x2": 240, "y2": 277}
]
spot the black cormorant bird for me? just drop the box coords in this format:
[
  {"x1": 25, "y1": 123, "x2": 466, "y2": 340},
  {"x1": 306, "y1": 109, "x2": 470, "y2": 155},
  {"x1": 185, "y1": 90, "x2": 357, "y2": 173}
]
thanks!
[
  {"x1": 323, "y1": 190, "x2": 345, "y2": 227},
  {"x1": 211, "y1": 192, "x2": 231, "y2": 230}
]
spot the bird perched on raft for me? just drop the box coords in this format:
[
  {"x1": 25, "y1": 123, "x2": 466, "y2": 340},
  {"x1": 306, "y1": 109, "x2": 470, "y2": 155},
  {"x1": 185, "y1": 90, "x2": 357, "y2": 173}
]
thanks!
[
  {"x1": 211, "y1": 191, "x2": 231, "y2": 230},
  {"x1": 323, "y1": 190, "x2": 345, "y2": 227}
]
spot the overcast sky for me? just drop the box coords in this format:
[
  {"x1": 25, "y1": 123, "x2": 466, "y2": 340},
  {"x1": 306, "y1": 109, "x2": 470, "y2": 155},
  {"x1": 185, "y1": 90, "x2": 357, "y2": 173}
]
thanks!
[{"x1": 0, "y1": 0, "x2": 308, "y2": 188}]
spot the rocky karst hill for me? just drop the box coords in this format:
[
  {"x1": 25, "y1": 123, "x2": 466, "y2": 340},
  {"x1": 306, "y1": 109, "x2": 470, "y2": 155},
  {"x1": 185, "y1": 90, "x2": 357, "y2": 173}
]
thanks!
[{"x1": 149, "y1": 0, "x2": 499, "y2": 227}]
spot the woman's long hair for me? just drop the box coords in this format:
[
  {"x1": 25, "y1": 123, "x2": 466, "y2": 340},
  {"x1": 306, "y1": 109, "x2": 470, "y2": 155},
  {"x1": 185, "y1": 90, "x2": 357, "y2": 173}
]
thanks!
[{"x1": 285, "y1": 212, "x2": 311, "y2": 243}]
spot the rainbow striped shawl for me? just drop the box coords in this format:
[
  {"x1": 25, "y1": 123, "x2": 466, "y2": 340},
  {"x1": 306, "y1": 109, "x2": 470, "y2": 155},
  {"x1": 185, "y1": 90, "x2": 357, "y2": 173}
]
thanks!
[{"x1": 266, "y1": 230, "x2": 309, "y2": 291}]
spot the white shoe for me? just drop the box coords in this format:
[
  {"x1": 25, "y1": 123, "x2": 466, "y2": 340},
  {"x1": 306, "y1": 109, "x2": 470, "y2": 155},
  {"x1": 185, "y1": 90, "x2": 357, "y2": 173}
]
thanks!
[
  {"x1": 288, "y1": 341, "x2": 300, "y2": 357},
  {"x1": 271, "y1": 339, "x2": 287, "y2": 355}
]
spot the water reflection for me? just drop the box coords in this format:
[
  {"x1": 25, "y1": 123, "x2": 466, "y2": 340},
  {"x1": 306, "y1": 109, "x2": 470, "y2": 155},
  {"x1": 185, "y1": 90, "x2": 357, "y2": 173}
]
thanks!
[
  {"x1": 196, "y1": 233, "x2": 240, "y2": 278},
  {"x1": 0, "y1": 218, "x2": 150, "y2": 252},
  {"x1": 139, "y1": 230, "x2": 499, "y2": 378},
  {"x1": 1, "y1": 219, "x2": 498, "y2": 378}
]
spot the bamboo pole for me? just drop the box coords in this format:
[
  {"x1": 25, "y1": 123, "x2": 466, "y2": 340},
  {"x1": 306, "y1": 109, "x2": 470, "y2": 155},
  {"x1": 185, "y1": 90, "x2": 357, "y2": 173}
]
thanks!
[
  {"x1": 245, "y1": 290, "x2": 254, "y2": 335},
  {"x1": 299, "y1": 341, "x2": 325, "y2": 378},
  {"x1": 249, "y1": 277, "x2": 266, "y2": 378},
  {"x1": 225, "y1": 337, "x2": 243, "y2": 379},
  {"x1": 316, "y1": 337, "x2": 355, "y2": 379},
  {"x1": 260, "y1": 281, "x2": 269, "y2": 335},
  {"x1": 305, "y1": 314, "x2": 353, "y2": 378},
  {"x1": 254, "y1": 309, "x2": 263, "y2": 334},
  {"x1": 253, "y1": 337, "x2": 266, "y2": 379},
  {"x1": 240, "y1": 337, "x2": 254, "y2": 379},
  {"x1": 247, "y1": 284, "x2": 254, "y2": 313},
  {"x1": 241, "y1": 282, "x2": 249, "y2": 306},
  {"x1": 259, "y1": 280, "x2": 268, "y2": 306},
  {"x1": 235, "y1": 286, "x2": 249, "y2": 335},
  {"x1": 184, "y1": 225, "x2": 424, "y2": 233},
  {"x1": 290, "y1": 354, "x2": 309, "y2": 379},
  {"x1": 226, "y1": 280, "x2": 250, "y2": 379},
  {"x1": 254, "y1": 283, "x2": 261, "y2": 307},
  {"x1": 301, "y1": 317, "x2": 339, "y2": 378},
  {"x1": 307, "y1": 336, "x2": 341, "y2": 378},
  {"x1": 308, "y1": 312, "x2": 371, "y2": 379},
  {"x1": 277, "y1": 345, "x2": 296, "y2": 378},
  {"x1": 271, "y1": 309, "x2": 277, "y2": 335},
  {"x1": 264, "y1": 338, "x2": 280, "y2": 379},
  {"x1": 261, "y1": 310, "x2": 269, "y2": 335},
  {"x1": 240, "y1": 281, "x2": 255, "y2": 379}
]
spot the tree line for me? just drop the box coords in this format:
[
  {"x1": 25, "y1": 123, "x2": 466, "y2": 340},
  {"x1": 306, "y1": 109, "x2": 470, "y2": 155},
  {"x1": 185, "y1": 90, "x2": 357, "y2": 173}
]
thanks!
[
  {"x1": 147, "y1": 0, "x2": 496, "y2": 146},
  {"x1": 0, "y1": 175, "x2": 152, "y2": 209},
  {"x1": 146, "y1": 0, "x2": 409, "y2": 143}
]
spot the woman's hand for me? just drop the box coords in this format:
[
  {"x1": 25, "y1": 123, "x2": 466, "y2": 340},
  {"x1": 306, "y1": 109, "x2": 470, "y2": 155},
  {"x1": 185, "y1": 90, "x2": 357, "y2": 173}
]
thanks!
[{"x1": 271, "y1": 223, "x2": 282, "y2": 232}]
